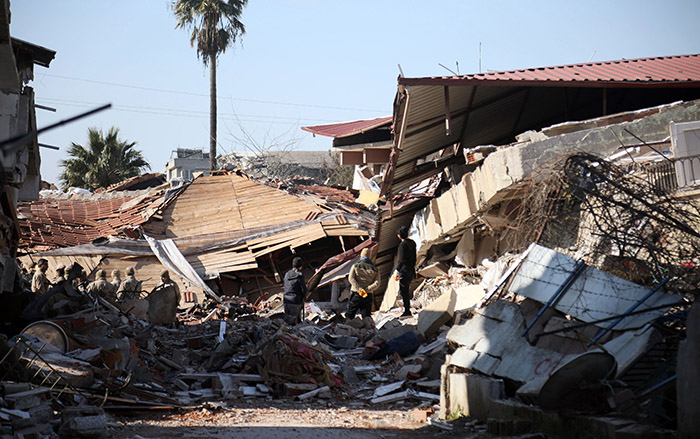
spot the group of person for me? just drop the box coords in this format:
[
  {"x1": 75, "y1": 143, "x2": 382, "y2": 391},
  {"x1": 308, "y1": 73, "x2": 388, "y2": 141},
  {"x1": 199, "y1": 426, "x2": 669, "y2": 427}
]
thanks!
[
  {"x1": 28, "y1": 258, "x2": 178, "y2": 305},
  {"x1": 282, "y1": 225, "x2": 417, "y2": 325}
]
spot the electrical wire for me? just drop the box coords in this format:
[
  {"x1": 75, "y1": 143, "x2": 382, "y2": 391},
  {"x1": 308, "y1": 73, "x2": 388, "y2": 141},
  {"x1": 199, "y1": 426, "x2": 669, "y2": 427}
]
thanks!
[
  {"x1": 37, "y1": 97, "x2": 345, "y2": 123},
  {"x1": 38, "y1": 73, "x2": 386, "y2": 113}
]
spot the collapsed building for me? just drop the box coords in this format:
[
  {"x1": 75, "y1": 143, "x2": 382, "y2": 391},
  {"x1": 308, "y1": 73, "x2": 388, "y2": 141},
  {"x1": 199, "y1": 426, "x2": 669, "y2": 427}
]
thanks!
[
  {"x1": 3, "y1": 26, "x2": 700, "y2": 437},
  {"x1": 369, "y1": 55, "x2": 700, "y2": 438},
  {"x1": 16, "y1": 171, "x2": 375, "y2": 307}
]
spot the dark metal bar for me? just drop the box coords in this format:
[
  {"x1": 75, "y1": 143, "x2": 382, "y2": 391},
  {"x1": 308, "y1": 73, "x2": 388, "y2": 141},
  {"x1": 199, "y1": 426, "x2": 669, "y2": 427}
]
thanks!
[
  {"x1": 536, "y1": 301, "x2": 688, "y2": 339},
  {"x1": 589, "y1": 277, "x2": 671, "y2": 345},
  {"x1": 623, "y1": 128, "x2": 673, "y2": 163},
  {"x1": 521, "y1": 260, "x2": 586, "y2": 337},
  {"x1": 0, "y1": 104, "x2": 111, "y2": 154},
  {"x1": 38, "y1": 143, "x2": 60, "y2": 150}
]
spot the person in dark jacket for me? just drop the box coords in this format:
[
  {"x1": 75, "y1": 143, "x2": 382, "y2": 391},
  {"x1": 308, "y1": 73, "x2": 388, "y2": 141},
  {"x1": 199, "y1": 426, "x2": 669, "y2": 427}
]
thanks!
[
  {"x1": 346, "y1": 248, "x2": 380, "y2": 320},
  {"x1": 394, "y1": 225, "x2": 417, "y2": 317},
  {"x1": 283, "y1": 257, "x2": 307, "y2": 325}
]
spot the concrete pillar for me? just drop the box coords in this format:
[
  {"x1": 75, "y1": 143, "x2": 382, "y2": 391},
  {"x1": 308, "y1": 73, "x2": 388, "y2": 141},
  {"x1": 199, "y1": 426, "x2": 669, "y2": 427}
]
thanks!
[{"x1": 678, "y1": 303, "x2": 700, "y2": 438}]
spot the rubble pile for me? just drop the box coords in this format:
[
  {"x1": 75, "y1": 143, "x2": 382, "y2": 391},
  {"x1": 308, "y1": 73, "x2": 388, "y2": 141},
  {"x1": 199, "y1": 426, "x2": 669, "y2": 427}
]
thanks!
[{"x1": 0, "y1": 288, "x2": 460, "y2": 437}]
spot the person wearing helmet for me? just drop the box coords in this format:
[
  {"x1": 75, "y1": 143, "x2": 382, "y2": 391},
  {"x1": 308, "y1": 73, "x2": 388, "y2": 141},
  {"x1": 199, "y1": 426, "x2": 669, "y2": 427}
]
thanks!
[
  {"x1": 86, "y1": 269, "x2": 117, "y2": 303},
  {"x1": 31, "y1": 259, "x2": 50, "y2": 296},
  {"x1": 110, "y1": 270, "x2": 122, "y2": 289},
  {"x1": 117, "y1": 266, "x2": 141, "y2": 300}
]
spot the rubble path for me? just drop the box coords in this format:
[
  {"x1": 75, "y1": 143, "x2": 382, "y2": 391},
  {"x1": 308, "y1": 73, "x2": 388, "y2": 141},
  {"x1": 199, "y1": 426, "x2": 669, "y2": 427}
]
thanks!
[{"x1": 108, "y1": 401, "x2": 489, "y2": 439}]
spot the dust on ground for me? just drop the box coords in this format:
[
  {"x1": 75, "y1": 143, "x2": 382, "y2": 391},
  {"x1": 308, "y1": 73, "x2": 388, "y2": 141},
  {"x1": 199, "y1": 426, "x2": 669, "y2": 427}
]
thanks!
[{"x1": 108, "y1": 399, "x2": 490, "y2": 439}]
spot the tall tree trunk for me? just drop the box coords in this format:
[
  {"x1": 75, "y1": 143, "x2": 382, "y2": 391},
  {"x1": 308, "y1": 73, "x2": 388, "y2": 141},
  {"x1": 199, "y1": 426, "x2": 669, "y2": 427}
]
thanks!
[{"x1": 209, "y1": 52, "x2": 217, "y2": 171}]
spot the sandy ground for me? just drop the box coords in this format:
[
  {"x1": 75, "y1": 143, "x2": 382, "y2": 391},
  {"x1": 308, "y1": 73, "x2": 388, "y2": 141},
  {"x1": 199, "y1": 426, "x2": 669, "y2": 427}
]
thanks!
[{"x1": 108, "y1": 399, "x2": 490, "y2": 439}]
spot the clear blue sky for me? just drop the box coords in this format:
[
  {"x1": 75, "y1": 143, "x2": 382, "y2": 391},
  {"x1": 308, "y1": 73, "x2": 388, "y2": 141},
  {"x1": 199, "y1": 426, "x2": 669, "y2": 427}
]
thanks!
[{"x1": 10, "y1": 0, "x2": 700, "y2": 186}]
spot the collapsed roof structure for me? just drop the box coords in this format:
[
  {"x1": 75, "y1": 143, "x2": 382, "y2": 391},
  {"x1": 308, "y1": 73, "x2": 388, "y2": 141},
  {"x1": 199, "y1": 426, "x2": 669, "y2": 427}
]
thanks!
[{"x1": 19, "y1": 172, "x2": 374, "y2": 300}]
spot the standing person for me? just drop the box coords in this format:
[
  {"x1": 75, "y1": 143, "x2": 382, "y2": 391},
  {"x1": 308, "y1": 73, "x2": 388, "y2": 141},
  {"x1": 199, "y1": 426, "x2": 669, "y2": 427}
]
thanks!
[
  {"x1": 110, "y1": 270, "x2": 122, "y2": 290},
  {"x1": 31, "y1": 259, "x2": 50, "y2": 296},
  {"x1": 346, "y1": 248, "x2": 381, "y2": 321},
  {"x1": 394, "y1": 225, "x2": 417, "y2": 318},
  {"x1": 86, "y1": 270, "x2": 117, "y2": 303},
  {"x1": 117, "y1": 267, "x2": 141, "y2": 300},
  {"x1": 54, "y1": 264, "x2": 67, "y2": 284},
  {"x1": 158, "y1": 270, "x2": 181, "y2": 305},
  {"x1": 282, "y1": 257, "x2": 307, "y2": 325}
]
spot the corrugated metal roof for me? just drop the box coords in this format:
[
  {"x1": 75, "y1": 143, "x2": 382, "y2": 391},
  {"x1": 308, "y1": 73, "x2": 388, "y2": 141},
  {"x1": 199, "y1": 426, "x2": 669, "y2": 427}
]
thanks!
[
  {"x1": 400, "y1": 54, "x2": 700, "y2": 87},
  {"x1": 302, "y1": 116, "x2": 392, "y2": 138},
  {"x1": 383, "y1": 54, "x2": 700, "y2": 196}
]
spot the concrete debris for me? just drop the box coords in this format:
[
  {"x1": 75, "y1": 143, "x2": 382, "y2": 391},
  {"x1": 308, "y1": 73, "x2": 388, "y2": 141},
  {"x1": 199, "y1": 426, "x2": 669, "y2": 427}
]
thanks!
[{"x1": 5, "y1": 88, "x2": 699, "y2": 439}]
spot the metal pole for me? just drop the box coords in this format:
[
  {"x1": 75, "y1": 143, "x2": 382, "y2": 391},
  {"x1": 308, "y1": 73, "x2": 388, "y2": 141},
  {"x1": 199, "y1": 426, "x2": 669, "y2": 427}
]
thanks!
[
  {"x1": 521, "y1": 260, "x2": 586, "y2": 337},
  {"x1": 589, "y1": 277, "x2": 671, "y2": 345}
]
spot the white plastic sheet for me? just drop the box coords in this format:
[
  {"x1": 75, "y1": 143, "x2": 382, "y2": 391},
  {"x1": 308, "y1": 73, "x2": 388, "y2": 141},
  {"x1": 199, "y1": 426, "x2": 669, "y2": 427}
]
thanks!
[{"x1": 144, "y1": 234, "x2": 221, "y2": 302}]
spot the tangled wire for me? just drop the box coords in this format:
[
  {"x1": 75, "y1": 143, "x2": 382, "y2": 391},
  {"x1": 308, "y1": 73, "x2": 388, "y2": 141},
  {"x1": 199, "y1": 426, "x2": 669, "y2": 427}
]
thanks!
[{"x1": 515, "y1": 152, "x2": 700, "y2": 296}]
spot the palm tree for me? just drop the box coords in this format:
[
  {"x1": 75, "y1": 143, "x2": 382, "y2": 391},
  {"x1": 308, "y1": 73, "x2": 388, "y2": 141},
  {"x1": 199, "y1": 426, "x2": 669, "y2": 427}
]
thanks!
[
  {"x1": 172, "y1": 0, "x2": 248, "y2": 171},
  {"x1": 59, "y1": 127, "x2": 150, "y2": 190}
]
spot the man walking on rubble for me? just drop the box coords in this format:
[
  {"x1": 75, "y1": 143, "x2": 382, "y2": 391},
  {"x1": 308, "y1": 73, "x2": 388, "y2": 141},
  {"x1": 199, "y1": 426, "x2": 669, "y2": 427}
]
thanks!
[
  {"x1": 117, "y1": 266, "x2": 141, "y2": 300},
  {"x1": 283, "y1": 257, "x2": 307, "y2": 325},
  {"x1": 346, "y1": 248, "x2": 381, "y2": 322},
  {"x1": 394, "y1": 225, "x2": 417, "y2": 318},
  {"x1": 86, "y1": 269, "x2": 117, "y2": 303},
  {"x1": 31, "y1": 258, "x2": 50, "y2": 296}
]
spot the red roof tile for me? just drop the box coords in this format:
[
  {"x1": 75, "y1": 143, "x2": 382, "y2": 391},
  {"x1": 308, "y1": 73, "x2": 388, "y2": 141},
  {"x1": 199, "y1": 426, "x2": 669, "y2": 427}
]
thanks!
[
  {"x1": 18, "y1": 193, "x2": 162, "y2": 250},
  {"x1": 400, "y1": 54, "x2": 700, "y2": 87},
  {"x1": 302, "y1": 116, "x2": 392, "y2": 138}
]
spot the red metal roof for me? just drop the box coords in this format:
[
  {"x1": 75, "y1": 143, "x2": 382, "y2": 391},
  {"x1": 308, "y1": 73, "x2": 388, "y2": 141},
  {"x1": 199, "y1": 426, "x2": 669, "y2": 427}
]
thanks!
[
  {"x1": 302, "y1": 116, "x2": 392, "y2": 138},
  {"x1": 400, "y1": 54, "x2": 700, "y2": 88}
]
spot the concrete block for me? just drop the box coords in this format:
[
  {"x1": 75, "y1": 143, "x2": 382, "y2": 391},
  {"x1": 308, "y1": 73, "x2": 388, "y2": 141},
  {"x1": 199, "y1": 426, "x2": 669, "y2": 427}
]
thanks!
[
  {"x1": 446, "y1": 313, "x2": 498, "y2": 348},
  {"x1": 417, "y1": 288, "x2": 457, "y2": 338},
  {"x1": 442, "y1": 371, "x2": 506, "y2": 421},
  {"x1": 446, "y1": 373, "x2": 469, "y2": 418},
  {"x1": 448, "y1": 347, "x2": 479, "y2": 370},
  {"x1": 472, "y1": 353, "x2": 500, "y2": 376},
  {"x1": 417, "y1": 262, "x2": 449, "y2": 278},
  {"x1": 453, "y1": 284, "x2": 484, "y2": 312}
]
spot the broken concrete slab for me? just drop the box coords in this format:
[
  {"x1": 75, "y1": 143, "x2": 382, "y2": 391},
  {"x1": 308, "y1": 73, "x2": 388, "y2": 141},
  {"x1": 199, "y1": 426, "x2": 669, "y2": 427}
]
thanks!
[
  {"x1": 395, "y1": 364, "x2": 422, "y2": 381},
  {"x1": 510, "y1": 244, "x2": 681, "y2": 330},
  {"x1": 448, "y1": 347, "x2": 479, "y2": 370},
  {"x1": 373, "y1": 381, "x2": 405, "y2": 398},
  {"x1": 448, "y1": 301, "x2": 563, "y2": 384},
  {"x1": 454, "y1": 284, "x2": 484, "y2": 312},
  {"x1": 447, "y1": 313, "x2": 499, "y2": 349},
  {"x1": 602, "y1": 325, "x2": 663, "y2": 378},
  {"x1": 417, "y1": 262, "x2": 449, "y2": 278},
  {"x1": 417, "y1": 288, "x2": 456, "y2": 338}
]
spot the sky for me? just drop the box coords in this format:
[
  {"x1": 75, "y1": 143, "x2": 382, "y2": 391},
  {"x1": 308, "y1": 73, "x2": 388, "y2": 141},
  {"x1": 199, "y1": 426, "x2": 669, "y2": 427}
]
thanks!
[{"x1": 9, "y1": 0, "x2": 700, "y2": 186}]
